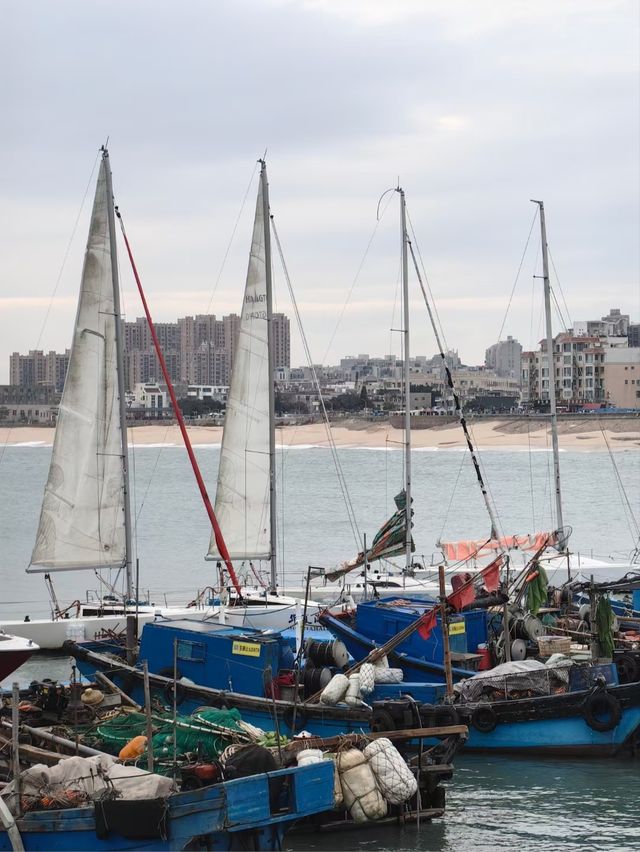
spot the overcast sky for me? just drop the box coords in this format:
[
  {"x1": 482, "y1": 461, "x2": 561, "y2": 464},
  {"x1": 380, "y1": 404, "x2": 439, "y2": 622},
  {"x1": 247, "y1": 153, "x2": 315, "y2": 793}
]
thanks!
[{"x1": 1, "y1": 0, "x2": 638, "y2": 381}]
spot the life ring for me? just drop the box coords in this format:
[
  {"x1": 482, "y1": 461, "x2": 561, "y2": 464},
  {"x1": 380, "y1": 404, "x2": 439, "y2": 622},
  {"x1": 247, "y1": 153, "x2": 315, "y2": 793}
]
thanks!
[
  {"x1": 371, "y1": 708, "x2": 397, "y2": 733},
  {"x1": 158, "y1": 666, "x2": 187, "y2": 707},
  {"x1": 471, "y1": 703, "x2": 497, "y2": 733},
  {"x1": 583, "y1": 691, "x2": 622, "y2": 733},
  {"x1": 282, "y1": 706, "x2": 308, "y2": 734},
  {"x1": 616, "y1": 654, "x2": 639, "y2": 685}
]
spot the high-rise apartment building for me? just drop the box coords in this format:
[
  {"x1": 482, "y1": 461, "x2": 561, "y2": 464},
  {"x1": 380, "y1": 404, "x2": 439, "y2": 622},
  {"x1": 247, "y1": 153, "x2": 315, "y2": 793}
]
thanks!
[
  {"x1": 9, "y1": 311, "x2": 291, "y2": 393},
  {"x1": 485, "y1": 336, "x2": 522, "y2": 379},
  {"x1": 272, "y1": 313, "x2": 290, "y2": 369},
  {"x1": 9, "y1": 350, "x2": 70, "y2": 391}
]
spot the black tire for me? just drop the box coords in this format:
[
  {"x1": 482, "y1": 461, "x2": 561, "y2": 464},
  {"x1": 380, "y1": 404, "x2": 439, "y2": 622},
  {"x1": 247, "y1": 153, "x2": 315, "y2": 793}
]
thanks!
[
  {"x1": 158, "y1": 666, "x2": 187, "y2": 707},
  {"x1": 434, "y1": 705, "x2": 460, "y2": 728},
  {"x1": 616, "y1": 654, "x2": 639, "y2": 685},
  {"x1": 371, "y1": 708, "x2": 397, "y2": 733},
  {"x1": 471, "y1": 703, "x2": 498, "y2": 733},
  {"x1": 583, "y1": 691, "x2": 622, "y2": 733}
]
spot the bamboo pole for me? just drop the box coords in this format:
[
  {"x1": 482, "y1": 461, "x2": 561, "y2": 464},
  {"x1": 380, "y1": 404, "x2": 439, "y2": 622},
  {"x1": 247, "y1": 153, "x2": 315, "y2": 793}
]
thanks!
[
  {"x1": 438, "y1": 566, "x2": 454, "y2": 700},
  {"x1": 307, "y1": 601, "x2": 440, "y2": 703},
  {"x1": 11, "y1": 683, "x2": 21, "y2": 818},
  {"x1": 143, "y1": 661, "x2": 154, "y2": 773}
]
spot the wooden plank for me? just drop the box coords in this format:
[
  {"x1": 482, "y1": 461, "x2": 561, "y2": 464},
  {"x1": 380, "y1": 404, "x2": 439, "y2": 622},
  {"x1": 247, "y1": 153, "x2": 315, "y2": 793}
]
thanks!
[
  {"x1": 282, "y1": 724, "x2": 467, "y2": 753},
  {"x1": 94, "y1": 671, "x2": 142, "y2": 710}
]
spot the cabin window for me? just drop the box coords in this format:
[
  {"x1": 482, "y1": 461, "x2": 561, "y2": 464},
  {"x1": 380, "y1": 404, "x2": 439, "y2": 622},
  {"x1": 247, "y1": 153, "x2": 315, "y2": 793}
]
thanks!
[{"x1": 177, "y1": 639, "x2": 206, "y2": 662}]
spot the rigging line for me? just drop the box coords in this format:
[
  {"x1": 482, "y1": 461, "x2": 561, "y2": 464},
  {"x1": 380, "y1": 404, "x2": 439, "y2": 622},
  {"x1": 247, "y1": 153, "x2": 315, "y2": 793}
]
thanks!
[
  {"x1": 321, "y1": 190, "x2": 396, "y2": 365},
  {"x1": 438, "y1": 450, "x2": 467, "y2": 543},
  {"x1": 597, "y1": 417, "x2": 640, "y2": 541},
  {"x1": 466, "y1": 419, "x2": 507, "y2": 541},
  {"x1": 527, "y1": 416, "x2": 536, "y2": 528},
  {"x1": 134, "y1": 425, "x2": 172, "y2": 523},
  {"x1": 406, "y1": 236, "x2": 503, "y2": 545},
  {"x1": 548, "y1": 247, "x2": 573, "y2": 330},
  {"x1": 550, "y1": 285, "x2": 569, "y2": 335},
  {"x1": 270, "y1": 214, "x2": 362, "y2": 550},
  {"x1": 204, "y1": 161, "x2": 259, "y2": 315},
  {"x1": 495, "y1": 208, "x2": 539, "y2": 344},
  {"x1": 34, "y1": 151, "x2": 101, "y2": 353},
  {"x1": 405, "y1": 208, "x2": 449, "y2": 355},
  {"x1": 130, "y1": 426, "x2": 138, "y2": 568}
]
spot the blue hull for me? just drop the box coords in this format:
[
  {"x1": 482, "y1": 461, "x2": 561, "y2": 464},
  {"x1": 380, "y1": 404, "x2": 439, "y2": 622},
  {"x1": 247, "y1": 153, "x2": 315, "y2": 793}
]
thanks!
[
  {"x1": 71, "y1": 644, "x2": 371, "y2": 738},
  {"x1": 0, "y1": 761, "x2": 335, "y2": 851},
  {"x1": 462, "y1": 706, "x2": 640, "y2": 755},
  {"x1": 320, "y1": 612, "x2": 640, "y2": 757}
]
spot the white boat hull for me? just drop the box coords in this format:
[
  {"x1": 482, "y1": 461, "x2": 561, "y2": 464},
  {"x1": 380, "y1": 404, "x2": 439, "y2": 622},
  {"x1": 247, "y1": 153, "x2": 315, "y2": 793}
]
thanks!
[{"x1": 0, "y1": 632, "x2": 39, "y2": 682}]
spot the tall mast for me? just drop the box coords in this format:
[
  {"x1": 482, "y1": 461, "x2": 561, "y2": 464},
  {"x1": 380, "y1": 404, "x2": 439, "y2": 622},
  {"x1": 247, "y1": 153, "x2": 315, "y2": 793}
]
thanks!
[
  {"x1": 400, "y1": 187, "x2": 412, "y2": 573},
  {"x1": 103, "y1": 148, "x2": 134, "y2": 602},
  {"x1": 532, "y1": 199, "x2": 565, "y2": 546},
  {"x1": 261, "y1": 161, "x2": 278, "y2": 591}
]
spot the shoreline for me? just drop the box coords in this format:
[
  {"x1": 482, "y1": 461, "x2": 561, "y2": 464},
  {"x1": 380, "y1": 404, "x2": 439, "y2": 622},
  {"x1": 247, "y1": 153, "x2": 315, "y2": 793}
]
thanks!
[{"x1": 1, "y1": 417, "x2": 638, "y2": 451}]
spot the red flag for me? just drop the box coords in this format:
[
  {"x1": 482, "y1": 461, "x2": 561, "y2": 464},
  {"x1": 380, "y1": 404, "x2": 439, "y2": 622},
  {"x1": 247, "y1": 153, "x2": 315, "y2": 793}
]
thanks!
[
  {"x1": 447, "y1": 572, "x2": 477, "y2": 611},
  {"x1": 417, "y1": 607, "x2": 438, "y2": 640},
  {"x1": 481, "y1": 558, "x2": 501, "y2": 593},
  {"x1": 447, "y1": 583, "x2": 476, "y2": 612}
]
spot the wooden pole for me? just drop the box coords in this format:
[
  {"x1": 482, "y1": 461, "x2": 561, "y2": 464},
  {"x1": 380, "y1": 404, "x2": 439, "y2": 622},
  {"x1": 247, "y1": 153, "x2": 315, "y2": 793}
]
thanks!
[
  {"x1": 172, "y1": 638, "x2": 178, "y2": 778},
  {"x1": 503, "y1": 604, "x2": 512, "y2": 662},
  {"x1": 143, "y1": 661, "x2": 154, "y2": 773},
  {"x1": 438, "y1": 566, "x2": 454, "y2": 700},
  {"x1": 11, "y1": 683, "x2": 21, "y2": 817}
]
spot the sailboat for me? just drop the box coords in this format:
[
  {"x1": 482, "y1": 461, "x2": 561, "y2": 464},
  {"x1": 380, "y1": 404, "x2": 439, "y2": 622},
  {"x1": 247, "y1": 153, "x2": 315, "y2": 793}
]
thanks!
[
  {"x1": 0, "y1": 149, "x2": 206, "y2": 650},
  {"x1": 204, "y1": 161, "x2": 321, "y2": 629}
]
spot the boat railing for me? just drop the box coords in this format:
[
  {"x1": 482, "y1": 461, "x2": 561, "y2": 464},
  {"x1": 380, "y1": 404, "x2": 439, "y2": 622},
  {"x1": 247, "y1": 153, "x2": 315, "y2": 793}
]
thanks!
[{"x1": 458, "y1": 660, "x2": 620, "y2": 705}]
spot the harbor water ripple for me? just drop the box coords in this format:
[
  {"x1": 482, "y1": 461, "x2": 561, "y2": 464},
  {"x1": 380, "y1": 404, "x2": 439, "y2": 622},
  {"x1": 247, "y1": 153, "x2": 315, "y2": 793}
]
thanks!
[{"x1": 1, "y1": 442, "x2": 639, "y2": 850}]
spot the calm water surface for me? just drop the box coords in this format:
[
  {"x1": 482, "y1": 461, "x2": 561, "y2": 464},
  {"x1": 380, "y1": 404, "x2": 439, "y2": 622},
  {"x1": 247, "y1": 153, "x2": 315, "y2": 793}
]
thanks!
[{"x1": 1, "y1": 442, "x2": 639, "y2": 850}]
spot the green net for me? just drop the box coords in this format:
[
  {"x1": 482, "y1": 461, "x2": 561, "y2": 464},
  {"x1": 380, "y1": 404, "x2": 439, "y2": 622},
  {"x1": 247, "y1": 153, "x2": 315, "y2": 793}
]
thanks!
[
  {"x1": 94, "y1": 708, "x2": 248, "y2": 762},
  {"x1": 595, "y1": 595, "x2": 615, "y2": 658},
  {"x1": 526, "y1": 563, "x2": 549, "y2": 616}
]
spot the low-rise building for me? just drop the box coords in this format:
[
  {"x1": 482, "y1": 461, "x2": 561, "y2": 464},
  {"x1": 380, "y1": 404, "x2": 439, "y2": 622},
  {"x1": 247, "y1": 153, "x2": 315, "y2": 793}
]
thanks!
[{"x1": 604, "y1": 348, "x2": 640, "y2": 409}]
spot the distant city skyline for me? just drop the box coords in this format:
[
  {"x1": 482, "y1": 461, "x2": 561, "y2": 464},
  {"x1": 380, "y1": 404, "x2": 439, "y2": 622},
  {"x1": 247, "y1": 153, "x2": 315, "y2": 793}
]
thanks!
[
  {"x1": 7, "y1": 304, "x2": 637, "y2": 390},
  {"x1": 2, "y1": 2, "x2": 638, "y2": 384}
]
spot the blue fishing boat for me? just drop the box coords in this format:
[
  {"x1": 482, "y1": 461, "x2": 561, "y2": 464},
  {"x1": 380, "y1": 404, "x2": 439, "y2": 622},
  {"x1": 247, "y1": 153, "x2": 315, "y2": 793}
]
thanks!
[
  {"x1": 319, "y1": 598, "x2": 490, "y2": 683},
  {"x1": 319, "y1": 603, "x2": 640, "y2": 756},
  {"x1": 0, "y1": 759, "x2": 335, "y2": 850},
  {"x1": 67, "y1": 620, "x2": 372, "y2": 737}
]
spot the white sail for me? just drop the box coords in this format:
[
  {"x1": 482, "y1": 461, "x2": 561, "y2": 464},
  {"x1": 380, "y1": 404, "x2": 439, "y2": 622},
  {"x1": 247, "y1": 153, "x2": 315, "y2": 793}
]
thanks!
[
  {"x1": 207, "y1": 179, "x2": 271, "y2": 561},
  {"x1": 29, "y1": 159, "x2": 126, "y2": 573}
]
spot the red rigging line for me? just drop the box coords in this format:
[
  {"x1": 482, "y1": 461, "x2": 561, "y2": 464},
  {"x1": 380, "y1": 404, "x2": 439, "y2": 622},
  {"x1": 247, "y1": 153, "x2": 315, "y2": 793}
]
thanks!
[{"x1": 114, "y1": 205, "x2": 243, "y2": 599}]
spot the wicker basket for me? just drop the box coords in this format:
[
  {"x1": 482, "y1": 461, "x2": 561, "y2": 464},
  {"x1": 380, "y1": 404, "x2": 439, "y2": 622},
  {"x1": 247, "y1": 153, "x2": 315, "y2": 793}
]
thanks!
[{"x1": 537, "y1": 635, "x2": 571, "y2": 656}]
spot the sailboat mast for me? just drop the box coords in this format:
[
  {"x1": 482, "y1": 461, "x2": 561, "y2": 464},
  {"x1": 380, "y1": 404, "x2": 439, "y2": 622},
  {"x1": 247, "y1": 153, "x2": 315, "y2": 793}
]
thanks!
[
  {"x1": 103, "y1": 149, "x2": 134, "y2": 603},
  {"x1": 261, "y1": 161, "x2": 278, "y2": 591},
  {"x1": 400, "y1": 187, "x2": 412, "y2": 573},
  {"x1": 533, "y1": 199, "x2": 565, "y2": 544}
]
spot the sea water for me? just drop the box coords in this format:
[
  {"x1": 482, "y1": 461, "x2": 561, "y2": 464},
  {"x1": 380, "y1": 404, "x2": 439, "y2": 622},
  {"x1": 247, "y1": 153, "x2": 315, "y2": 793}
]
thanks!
[{"x1": 1, "y1": 442, "x2": 639, "y2": 850}]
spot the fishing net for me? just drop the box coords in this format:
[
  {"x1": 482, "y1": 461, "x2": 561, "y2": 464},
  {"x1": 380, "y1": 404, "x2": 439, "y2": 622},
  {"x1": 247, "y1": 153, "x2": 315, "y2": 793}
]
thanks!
[{"x1": 93, "y1": 708, "x2": 248, "y2": 763}]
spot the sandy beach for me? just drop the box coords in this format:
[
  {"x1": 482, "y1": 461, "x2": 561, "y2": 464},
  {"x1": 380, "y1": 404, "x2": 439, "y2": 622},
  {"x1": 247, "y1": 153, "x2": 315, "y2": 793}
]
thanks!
[{"x1": 2, "y1": 417, "x2": 638, "y2": 451}]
